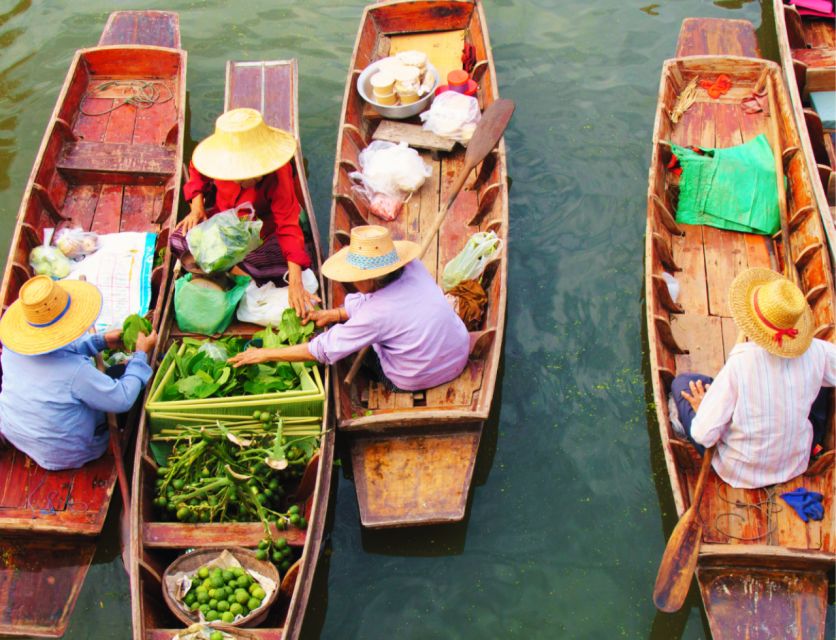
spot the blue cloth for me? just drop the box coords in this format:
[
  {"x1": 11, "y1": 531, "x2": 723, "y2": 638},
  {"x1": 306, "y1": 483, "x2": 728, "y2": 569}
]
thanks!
[
  {"x1": 780, "y1": 487, "x2": 825, "y2": 523},
  {"x1": 0, "y1": 334, "x2": 152, "y2": 470}
]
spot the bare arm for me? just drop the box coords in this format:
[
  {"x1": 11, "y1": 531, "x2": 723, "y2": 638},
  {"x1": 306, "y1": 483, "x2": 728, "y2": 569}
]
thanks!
[{"x1": 228, "y1": 343, "x2": 316, "y2": 367}]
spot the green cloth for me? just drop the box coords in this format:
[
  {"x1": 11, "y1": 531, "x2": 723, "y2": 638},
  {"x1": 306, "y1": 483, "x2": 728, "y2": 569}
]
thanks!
[
  {"x1": 174, "y1": 273, "x2": 250, "y2": 335},
  {"x1": 672, "y1": 134, "x2": 780, "y2": 235}
]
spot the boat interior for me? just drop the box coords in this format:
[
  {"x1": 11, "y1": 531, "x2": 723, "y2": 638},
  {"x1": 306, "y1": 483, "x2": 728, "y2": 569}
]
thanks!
[
  {"x1": 647, "y1": 55, "x2": 835, "y2": 557},
  {"x1": 331, "y1": 1, "x2": 507, "y2": 429}
]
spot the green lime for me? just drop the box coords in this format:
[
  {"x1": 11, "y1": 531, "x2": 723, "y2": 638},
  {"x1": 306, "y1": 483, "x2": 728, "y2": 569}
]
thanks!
[
  {"x1": 222, "y1": 569, "x2": 234, "y2": 582},
  {"x1": 199, "y1": 603, "x2": 210, "y2": 615},
  {"x1": 274, "y1": 537, "x2": 288, "y2": 549},
  {"x1": 196, "y1": 591, "x2": 209, "y2": 604},
  {"x1": 255, "y1": 549, "x2": 268, "y2": 561},
  {"x1": 190, "y1": 601, "x2": 201, "y2": 612},
  {"x1": 251, "y1": 586, "x2": 266, "y2": 600},
  {"x1": 289, "y1": 514, "x2": 301, "y2": 526},
  {"x1": 197, "y1": 566, "x2": 210, "y2": 579},
  {"x1": 210, "y1": 632, "x2": 224, "y2": 640},
  {"x1": 247, "y1": 597, "x2": 261, "y2": 611},
  {"x1": 288, "y1": 505, "x2": 300, "y2": 515},
  {"x1": 236, "y1": 574, "x2": 252, "y2": 589},
  {"x1": 232, "y1": 567, "x2": 245, "y2": 578},
  {"x1": 235, "y1": 589, "x2": 250, "y2": 604},
  {"x1": 258, "y1": 538, "x2": 270, "y2": 550},
  {"x1": 210, "y1": 574, "x2": 224, "y2": 589},
  {"x1": 229, "y1": 602, "x2": 244, "y2": 616},
  {"x1": 205, "y1": 609, "x2": 219, "y2": 622},
  {"x1": 208, "y1": 599, "x2": 218, "y2": 609},
  {"x1": 272, "y1": 550, "x2": 283, "y2": 563},
  {"x1": 184, "y1": 592, "x2": 196, "y2": 606},
  {"x1": 216, "y1": 599, "x2": 230, "y2": 612},
  {"x1": 207, "y1": 588, "x2": 218, "y2": 599},
  {"x1": 221, "y1": 612, "x2": 234, "y2": 624}
]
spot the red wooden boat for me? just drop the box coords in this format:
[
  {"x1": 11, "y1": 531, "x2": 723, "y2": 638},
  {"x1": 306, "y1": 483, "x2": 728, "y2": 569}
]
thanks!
[
  {"x1": 329, "y1": 0, "x2": 509, "y2": 528},
  {"x1": 773, "y1": 0, "x2": 836, "y2": 259},
  {"x1": 0, "y1": 11, "x2": 186, "y2": 637},
  {"x1": 647, "y1": 18, "x2": 834, "y2": 639},
  {"x1": 129, "y1": 58, "x2": 334, "y2": 640}
]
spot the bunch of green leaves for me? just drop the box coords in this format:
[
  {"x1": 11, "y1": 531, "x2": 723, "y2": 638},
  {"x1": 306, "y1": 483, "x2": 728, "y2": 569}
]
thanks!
[
  {"x1": 255, "y1": 308, "x2": 315, "y2": 347},
  {"x1": 122, "y1": 314, "x2": 153, "y2": 352}
]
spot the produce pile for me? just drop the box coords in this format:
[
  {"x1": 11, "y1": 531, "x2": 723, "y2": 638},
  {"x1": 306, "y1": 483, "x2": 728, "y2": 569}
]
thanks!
[
  {"x1": 161, "y1": 310, "x2": 315, "y2": 401},
  {"x1": 152, "y1": 411, "x2": 319, "y2": 532},
  {"x1": 181, "y1": 563, "x2": 268, "y2": 624}
]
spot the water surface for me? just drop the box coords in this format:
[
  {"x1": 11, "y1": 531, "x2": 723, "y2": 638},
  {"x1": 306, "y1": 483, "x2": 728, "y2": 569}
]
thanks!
[{"x1": 0, "y1": 1, "x2": 828, "y2": 638}]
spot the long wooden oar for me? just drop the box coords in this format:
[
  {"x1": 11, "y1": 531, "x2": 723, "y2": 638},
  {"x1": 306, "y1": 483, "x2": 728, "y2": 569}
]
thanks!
[
  {"x1": 343, "y1": 97, "x2": 515, "y2": 386},
  {"x1": 652, "y1": 447, "x2": 714, "y2": 612}
]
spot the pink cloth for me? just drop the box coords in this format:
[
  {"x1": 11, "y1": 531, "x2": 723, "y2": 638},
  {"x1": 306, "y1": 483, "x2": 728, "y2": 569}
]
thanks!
[
  {"x1": 307, "y1": 260, "x2": 469, "y2": 391},
  {"x1": 691, "y1": 339, "x2": 836, "y2": 488},
  {"x1": 790, "y1": 0, "x2": 835, "y2": 18}
]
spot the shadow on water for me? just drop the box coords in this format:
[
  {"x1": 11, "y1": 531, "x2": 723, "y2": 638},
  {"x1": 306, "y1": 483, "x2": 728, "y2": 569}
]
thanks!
[{"x1": 640, "y1": 286, "x2": 712, "y2": 640}]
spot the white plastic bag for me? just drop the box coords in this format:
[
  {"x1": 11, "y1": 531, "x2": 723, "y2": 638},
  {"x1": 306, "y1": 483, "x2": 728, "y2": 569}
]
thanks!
[
  {"x1": 441, "y1": 231, "x2": 502, "y2": 291},
  {"x1": 55, "y1": 227, "x2": 100, "y2": 260},
  {"x1": 236, "y1": 269, "x2": 319, "y2": 326},
  {"x1": 420, "y1": 91, "x2": 481, "y2": 142},
  {"x1": 349, "y1": 141, "x2": 432, "y2": 221},
  {"x1": 186, "y1": 203, "x2": 263, "y2": 273},
  {"x1": 29, "y1": 228, "x2": 72, "y2": 279}
]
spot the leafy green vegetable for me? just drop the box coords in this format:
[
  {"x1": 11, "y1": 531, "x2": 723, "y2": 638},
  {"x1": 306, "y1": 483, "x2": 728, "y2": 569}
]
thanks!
[
  {"x1": 187, "y1": 210, "x2": 263, "y2": 273},
  {"x1": 122, "y1": 314, "x2": 153, "y2": 352}
]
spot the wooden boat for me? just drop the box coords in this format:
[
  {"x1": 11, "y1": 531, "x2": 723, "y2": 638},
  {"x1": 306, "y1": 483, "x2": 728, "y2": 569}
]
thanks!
[
  {"x1": 647, "y1": 18, "x2": 835, "y2": 639},
  {"x1": 0, "y1": 11, "x2": 186, "y2": 637},
  {"x1": 773, "y1": 0, "x2": 836, "y2": 261},
  {"x1": 328, "y1": 0, "x2": 508, "y2": 527},
  {"x1": 129, "y1": 58, "x2": 334, "y2": 640}
]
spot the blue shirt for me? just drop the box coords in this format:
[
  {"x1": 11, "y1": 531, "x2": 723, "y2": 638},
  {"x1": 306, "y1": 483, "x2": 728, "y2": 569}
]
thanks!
[{"x1": 0, "y1": 334, "x2": 152, "y2": 470}]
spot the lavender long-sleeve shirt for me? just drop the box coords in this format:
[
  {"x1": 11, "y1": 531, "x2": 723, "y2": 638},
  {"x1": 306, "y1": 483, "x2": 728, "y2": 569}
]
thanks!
[{"x1": 308, "y1": 260, "x2": 469, "y2": 391}]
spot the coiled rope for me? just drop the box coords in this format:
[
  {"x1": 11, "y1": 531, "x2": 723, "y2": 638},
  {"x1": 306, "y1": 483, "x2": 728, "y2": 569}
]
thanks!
[{"x1": 79, "y1": 79, "x2": 174, "y2": 117}]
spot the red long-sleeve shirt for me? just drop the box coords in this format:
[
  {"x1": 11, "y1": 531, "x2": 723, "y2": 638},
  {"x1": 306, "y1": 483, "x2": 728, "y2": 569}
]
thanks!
[{"x1": 183, "y1": 162, "x2": 311, "y2": 268}]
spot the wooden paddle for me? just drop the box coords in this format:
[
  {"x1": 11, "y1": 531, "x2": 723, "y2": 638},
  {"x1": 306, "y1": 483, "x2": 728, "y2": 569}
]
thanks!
[
  {"x1": 652, "y1": 447, "x2": 714, "y2": 612},
  {"x1": 343, "y1": 97, "x2": 516, "y2": 386}
]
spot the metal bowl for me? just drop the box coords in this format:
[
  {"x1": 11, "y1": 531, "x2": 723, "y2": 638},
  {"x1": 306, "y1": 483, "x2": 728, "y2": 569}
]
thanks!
[{"x1": 357, "y1": 60, "x2": 439, "y2": 120}]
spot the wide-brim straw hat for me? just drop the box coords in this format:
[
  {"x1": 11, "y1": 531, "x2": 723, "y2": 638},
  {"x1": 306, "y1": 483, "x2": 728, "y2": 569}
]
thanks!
[
  {"x1": 728, "y1": 267, "x2": 814, "y2": 358},
  {"x1": 321, "y1": 225, "x2": 420, "y2": 282},
  {"x1": 0, "y1": 275, "x2": 102, "y2": 355},
  {"x1": 192, "y1": 108, "x2": 297, "y2": 182}
]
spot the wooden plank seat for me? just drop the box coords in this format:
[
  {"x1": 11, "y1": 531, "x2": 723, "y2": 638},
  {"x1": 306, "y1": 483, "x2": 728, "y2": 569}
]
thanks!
[
  {"x1": 142, "y1": 522, "x2": 307, "y2": 548},
  {"x1": 57, "y1": 141, "x2": 176, "y2": 184}
]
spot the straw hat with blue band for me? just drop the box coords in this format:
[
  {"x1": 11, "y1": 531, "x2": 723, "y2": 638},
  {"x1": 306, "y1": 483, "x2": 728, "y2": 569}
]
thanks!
[
  {"x1": 321, "y1": 225, "x2": 420, "y2": 282},
  {"x1": 192, "y1": 108, "x2": 297, "y2": 182},
  {"x1": 0, "y1": 275, "x2": 102, "y2": 355}
]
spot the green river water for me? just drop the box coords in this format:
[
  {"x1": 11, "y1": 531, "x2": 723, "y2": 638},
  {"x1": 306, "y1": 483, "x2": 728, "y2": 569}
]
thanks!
[{"x1": 0, "y1": 1, "x2": 831, "y2": 638}]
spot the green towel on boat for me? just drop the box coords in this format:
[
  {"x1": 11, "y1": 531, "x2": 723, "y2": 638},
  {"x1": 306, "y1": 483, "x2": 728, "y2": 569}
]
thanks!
[{"x1": 672, "y1": 134, "x2": 780, "y2": 235}]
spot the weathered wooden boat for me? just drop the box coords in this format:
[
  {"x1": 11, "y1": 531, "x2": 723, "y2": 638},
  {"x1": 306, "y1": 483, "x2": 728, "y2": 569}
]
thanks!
[
  {"x1": 647, "y1": 18, "x2": 835, "y2": 639},
  {"x1": 0, "y1": 11, "x2": 186, "y2": 637},
  {"x1": 773, "y1": 0, "x2": 836, "y2": 260},
  {"x1": 328, "y1": 0, "x2": 508, "y2": 527},
  {"x1": 129, "y1": 58, "x2": 334, "y2": 640}
]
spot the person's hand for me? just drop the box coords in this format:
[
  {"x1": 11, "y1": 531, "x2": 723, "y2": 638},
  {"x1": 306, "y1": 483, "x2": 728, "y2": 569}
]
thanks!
[
  {"x1": 681, "y1": 379, "x2": 710, "y2": 413},
  {"x1": 103, "y1": 329, "x2": 123, "y2": 350},
  {"x1": 175, "y1": 202, "x2": 206, "y2": 234},
  {"x1": 287, "y1": 276, "x2": 321, "y2": 321},
  {"x1": 307, "y1": 309, "x2": 340, "y2": 328},
  {"x1": 134, "y1": 331, "x2": 158, "y2": 354},
  {"x1": 228, "y1": 348, "x2": 273, "y2": 368}
]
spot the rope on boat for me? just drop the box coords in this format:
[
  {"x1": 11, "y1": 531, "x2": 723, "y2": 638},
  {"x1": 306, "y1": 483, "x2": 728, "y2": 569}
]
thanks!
[
  {"x1": 669, "y1": 76, "x2": 699, "y2": 124},
  {"x1": 704, "y1": 486, "x2": 780, "y2": 541},
  {"x1": 79, "y1": 79, "x2": 174, "y2": 116}
]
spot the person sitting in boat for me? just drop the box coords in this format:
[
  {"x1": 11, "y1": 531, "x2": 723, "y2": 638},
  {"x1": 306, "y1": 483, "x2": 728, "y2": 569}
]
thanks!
[
  {"x1": 172, "y1": 107, "x2": 318, "y2": 318},
  {"x1": 0, "y1": 276, "x2": 157, "y2": 471},
  {"x1": 671, "y1": 268, "x2": 836, "y2": 489},
  {"x1": 228, "y1": 225, "x2": 470, "y2": 391}
]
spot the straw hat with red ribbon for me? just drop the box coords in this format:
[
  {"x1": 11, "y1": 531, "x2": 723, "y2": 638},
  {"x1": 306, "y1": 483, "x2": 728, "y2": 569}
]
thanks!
[
  {"x1": 0, "y1": 275, "x2": 102, "y2": 355},
  {"x1": 192, "y1": 108, "x2": 297, "y2": 182},
  {"x1": 728, "y1": 267, "x2": 814, "y2": 358}
]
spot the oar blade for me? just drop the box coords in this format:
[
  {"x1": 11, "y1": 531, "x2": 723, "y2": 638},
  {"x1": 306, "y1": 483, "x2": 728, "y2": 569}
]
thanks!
[
  {"x1": 464, "y1": 98, "x2": 515, "y2": 168},
  {"x1": 652, "y1": 509, "x2": 702, "y2": 612}
]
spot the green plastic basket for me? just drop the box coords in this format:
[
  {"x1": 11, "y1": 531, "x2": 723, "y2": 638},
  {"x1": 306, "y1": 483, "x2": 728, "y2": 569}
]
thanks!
[{"x1": 146, "y1": 342, "x2": 324, "y2": 428}]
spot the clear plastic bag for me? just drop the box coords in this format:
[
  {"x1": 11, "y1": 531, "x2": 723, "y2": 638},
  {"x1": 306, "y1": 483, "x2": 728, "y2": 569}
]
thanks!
[
  {"x1": 186, "y1": 204, "x2": 263, "y2": 273},
  {"x1": 349, "y1": 141, "x2": 431, "y2": 221},
  {"x1": 55, "y1": 227, "x2": 100, "y2": 260},
  {"x1": 197, "y1": 341, "x2": 229, "y2": 361},
  {"x1": 29, "y1": 229, "x2": 72, "y2": 279},
  {"x1": 441, "y1": 231, "x2": 503, "y2": 291},
  {"x1": 420, "y1": 91, "x2": 481, "y2": 142},
  {"x1": 237, "y1": 269, "x2": 319, "y2": 326}
]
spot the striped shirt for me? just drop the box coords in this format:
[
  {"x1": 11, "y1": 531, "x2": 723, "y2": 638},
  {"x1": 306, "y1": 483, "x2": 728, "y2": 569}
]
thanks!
[{"x1": 691, "y1": 339, "x2": 836, "y2": 488}]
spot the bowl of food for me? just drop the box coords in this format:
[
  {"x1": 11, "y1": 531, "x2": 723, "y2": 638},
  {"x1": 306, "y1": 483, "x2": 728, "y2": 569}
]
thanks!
[
  {"x1": 163, "y1": 548, "x2": 279, "y2": 628},
  {"x1": 357, "y1": 54, "x2": 439, "y2": 119}
]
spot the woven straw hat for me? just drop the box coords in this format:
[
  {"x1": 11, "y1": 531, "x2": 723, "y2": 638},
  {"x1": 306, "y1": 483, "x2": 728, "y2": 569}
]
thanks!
[
  {"x1": 728, "y1": 267, "x2": 814, "y2": 358},
  {"x1": 0, "y1": 275, "x2": 102, "y2": 355},
  {"x1": 192, "y1": 108, "x2": 297, "y2": 182},
  {"x1": 321, "y1": 225, "x2": 420, "y2": 282}
]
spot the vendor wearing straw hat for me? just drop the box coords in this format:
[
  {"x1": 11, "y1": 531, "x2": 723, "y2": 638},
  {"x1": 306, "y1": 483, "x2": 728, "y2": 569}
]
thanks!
[
  {"x1": 0, "y1": 276, "x2": 157, "y2": 470},
  {"x1": 229, "y1": 225, "x2": 469, "y2": 391},
  {"x1": 670, "y1": 268, "x2": 836, "y2": 489},
  {"x1": 173, "y1": 108, "x2": 318, "y2": 317}
]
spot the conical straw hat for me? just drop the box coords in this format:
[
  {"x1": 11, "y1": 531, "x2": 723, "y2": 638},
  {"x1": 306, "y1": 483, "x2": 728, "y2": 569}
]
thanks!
[
  {"x1": 0, "y1": 275, "x2": 102, "y2": 355},
  {"x1": 321, "y1": 225, "x2": 420, "y2": 282},
  {"x1": 728, "y1": 268, "x2": 814, "y2": 358},
  {"x1": 192, "y1": 108, "x2": 297, "y2": 181}
]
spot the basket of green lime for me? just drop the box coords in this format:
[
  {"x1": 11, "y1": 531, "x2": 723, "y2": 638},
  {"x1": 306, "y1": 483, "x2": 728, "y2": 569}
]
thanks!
[
  {"x1": 163, "y1": 548, "x2": 279, "y2": 628},
  {"x1": 170, "y1": 623, "x2": 260, "y2": 639}
]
